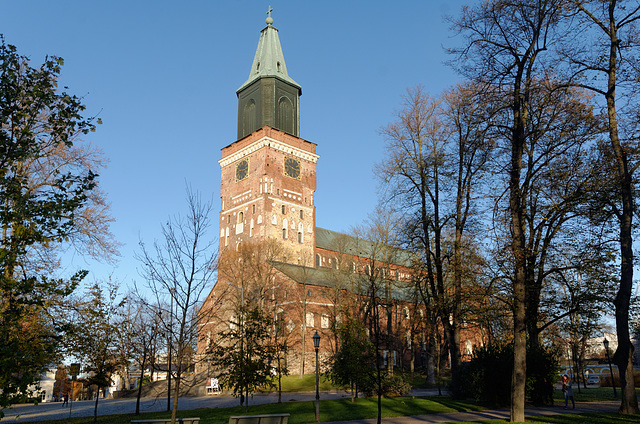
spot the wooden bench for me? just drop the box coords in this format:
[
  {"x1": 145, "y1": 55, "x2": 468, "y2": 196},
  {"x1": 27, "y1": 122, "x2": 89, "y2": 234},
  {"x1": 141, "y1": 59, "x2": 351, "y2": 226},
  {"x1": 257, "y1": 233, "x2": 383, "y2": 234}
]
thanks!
[
  {"x1": 131, "y1": 419, "x2": 200, "y2": 424},
  {"x1": 228, "y1": 413, "x2": 290, "y2": 424}
]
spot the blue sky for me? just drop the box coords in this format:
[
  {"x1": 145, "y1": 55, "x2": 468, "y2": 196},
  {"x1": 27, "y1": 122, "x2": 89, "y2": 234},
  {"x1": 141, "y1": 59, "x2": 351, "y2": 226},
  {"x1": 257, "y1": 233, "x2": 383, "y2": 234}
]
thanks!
[{"x1": 1, "y1": 1, "x2": 471, "y2": 290}]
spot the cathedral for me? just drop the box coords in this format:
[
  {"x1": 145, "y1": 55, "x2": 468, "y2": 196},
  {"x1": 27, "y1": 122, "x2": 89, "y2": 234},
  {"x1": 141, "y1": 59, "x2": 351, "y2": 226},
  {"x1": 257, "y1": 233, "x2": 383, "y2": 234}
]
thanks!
[{"x1": 197, "y1": 13, "x2": 448, "y2": 377}]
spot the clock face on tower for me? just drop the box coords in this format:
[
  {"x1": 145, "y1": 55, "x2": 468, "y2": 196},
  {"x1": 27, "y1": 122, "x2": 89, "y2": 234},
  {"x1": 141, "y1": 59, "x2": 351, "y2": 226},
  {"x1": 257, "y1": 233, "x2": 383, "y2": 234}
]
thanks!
[
  {"x1": 235, "y1": 158, "x2": 249, "y2": 182},
  {"x1": 284, "y1": 157, "x2": 301, "y2": 180}
]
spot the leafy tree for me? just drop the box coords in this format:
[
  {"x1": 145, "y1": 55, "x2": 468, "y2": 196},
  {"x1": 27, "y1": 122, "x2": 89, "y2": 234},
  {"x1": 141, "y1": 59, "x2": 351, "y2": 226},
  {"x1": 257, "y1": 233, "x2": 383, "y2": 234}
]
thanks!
[
  {"x1": 328, "y1": 316, "x2": 376, "y2": 402},
  {"x1": 67, "y1": 282, "x2": 122, "y2": 424},
  {"x1": 209, "y1": 305, "x2": 276, "y2": 412},
  {"x1": 0, "y1": 37, "x2": 109, "y2": 415}
]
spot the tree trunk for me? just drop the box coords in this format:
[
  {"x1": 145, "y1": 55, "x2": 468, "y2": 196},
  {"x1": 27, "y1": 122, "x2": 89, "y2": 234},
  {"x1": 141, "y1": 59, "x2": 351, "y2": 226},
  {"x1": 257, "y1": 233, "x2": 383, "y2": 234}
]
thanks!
[
  {"x1": 92, "y1": 388, "x2": 100, "y2": 424},
  {"x1": 605, "y1": 16, "x2": 640, "y2": 413},
  {"x1": 509, "y1": 74, "x2": 527, "y2": 423},
  {"x1": 135, "y1": 353, "x2": 147, "y2": 415}
]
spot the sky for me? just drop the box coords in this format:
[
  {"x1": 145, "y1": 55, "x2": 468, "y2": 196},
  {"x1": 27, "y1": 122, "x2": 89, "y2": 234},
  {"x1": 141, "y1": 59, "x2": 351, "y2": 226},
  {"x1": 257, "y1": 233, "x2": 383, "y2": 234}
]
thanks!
[{"x1": 0, "y1": 0, "x2": 472, "y2": 291}]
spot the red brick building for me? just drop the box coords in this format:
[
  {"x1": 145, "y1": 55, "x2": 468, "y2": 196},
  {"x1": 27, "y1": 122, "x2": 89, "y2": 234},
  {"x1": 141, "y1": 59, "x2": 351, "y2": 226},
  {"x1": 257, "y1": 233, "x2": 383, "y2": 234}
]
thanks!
[{"x1": 198, "y1": 14, "x2": 480, "y2": 377}]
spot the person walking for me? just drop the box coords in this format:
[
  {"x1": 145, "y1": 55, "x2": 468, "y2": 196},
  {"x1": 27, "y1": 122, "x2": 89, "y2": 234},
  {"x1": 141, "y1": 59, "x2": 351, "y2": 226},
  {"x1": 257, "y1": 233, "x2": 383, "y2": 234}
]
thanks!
[
  {"x1": 562, "y1": 374, "x2": 575, "y2": 409},
  {"x1": 62, "y1": 393, "x2": 69, "y2": 407}
]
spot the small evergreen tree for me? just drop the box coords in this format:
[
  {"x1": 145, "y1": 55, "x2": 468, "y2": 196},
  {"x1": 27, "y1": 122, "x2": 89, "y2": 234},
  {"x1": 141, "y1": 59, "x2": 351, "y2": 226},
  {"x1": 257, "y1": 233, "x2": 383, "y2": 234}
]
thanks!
[
  {"x1": 210, "y1": 305, "x2": 275, "y2": 412},
  {"x1": 328, "y1": 317, "x2": 376, "y2": 402}
]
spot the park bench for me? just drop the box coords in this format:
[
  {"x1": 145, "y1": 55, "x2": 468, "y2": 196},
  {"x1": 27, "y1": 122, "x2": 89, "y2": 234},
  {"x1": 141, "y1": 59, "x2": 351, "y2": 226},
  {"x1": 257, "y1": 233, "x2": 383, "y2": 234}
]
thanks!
[
  {"x1": 130, "y1": 418, "x2": 200, "y2": 424},
  {"x1": 228, "y1": 413, "x2": 290, "y2": 424}
]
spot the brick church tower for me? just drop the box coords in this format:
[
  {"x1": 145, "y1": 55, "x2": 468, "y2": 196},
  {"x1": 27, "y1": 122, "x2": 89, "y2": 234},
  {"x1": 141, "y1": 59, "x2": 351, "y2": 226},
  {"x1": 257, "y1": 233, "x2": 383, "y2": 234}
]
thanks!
[{"x1": 218, "y1": 11, "x2": 319, "y2": 264}]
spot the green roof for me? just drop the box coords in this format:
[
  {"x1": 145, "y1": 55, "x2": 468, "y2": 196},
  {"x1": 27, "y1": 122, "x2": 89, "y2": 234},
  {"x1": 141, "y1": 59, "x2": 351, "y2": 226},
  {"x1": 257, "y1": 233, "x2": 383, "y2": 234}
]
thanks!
[
  {"x1": 270, "y1": 260, "x2": 417, "y2": 302},
  {"x1": 315, "y1": 227, "x2": 415, "y2": 268},
  {"x1": 237, "y1": 19, "x2": 301, "y2": 94}
]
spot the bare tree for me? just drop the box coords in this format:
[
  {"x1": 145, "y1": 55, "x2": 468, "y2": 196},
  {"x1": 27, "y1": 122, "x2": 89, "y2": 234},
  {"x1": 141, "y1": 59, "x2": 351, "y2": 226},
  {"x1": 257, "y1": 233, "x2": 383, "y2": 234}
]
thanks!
[
  {"x1": 378, "y1": 85, "x2": 492, "y2": 398},
  {"x1": 448, "y1": 1, "x2": 567, "y2": 420},
  {"x1": 137, "y1": 188, "x2": 217, "y2": 424},
  {"x1": 560, "y1": 0, "x2": 640, "y2": 413},
  {"x1": 213, "y1": 238, "x2": 288, "y2": 408},
  {"x1": 352, "y1": 206, "x2": 406, "y2": 424}
]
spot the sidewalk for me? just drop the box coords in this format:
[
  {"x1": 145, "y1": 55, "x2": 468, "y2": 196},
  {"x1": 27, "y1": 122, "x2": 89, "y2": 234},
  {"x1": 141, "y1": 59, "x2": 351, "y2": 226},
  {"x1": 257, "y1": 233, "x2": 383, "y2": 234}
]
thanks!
[
  {"x1": 320, "y1": 401, "x2": 620, "y2": 424},
  {"x1": 0, "y1": 391, "x2": 621, "y2": 423}
]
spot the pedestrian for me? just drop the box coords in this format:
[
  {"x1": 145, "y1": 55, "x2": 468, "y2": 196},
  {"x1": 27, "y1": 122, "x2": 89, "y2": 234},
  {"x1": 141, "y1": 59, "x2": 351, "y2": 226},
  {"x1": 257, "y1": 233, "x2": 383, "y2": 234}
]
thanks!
[
  {"x1": 562, "y1": 374, "x2": 575, "y2": 409},
  {"x1": 62, "y1": 393, "x2": 68, "y2": 407}
]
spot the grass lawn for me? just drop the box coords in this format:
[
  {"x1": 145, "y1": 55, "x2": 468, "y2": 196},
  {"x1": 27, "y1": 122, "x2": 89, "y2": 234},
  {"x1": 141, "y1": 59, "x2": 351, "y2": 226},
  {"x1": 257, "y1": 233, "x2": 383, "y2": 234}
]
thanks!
[
  {"x1": 260, "y1": 374, "x2": 336, "y2": 392},
  {"x1": 3, "y1": 397, "x2": 484, "y2": 424},
  {"x1": 9, "y1": 395, "x2": 635, "y2": 424},
  {"x1": 449, "y1": 415, "x2": 638, "y2": 424}
]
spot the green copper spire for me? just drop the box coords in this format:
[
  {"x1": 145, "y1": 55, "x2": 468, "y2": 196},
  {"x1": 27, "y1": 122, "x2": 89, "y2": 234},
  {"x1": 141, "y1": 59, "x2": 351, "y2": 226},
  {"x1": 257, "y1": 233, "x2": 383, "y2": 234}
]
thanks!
[
  {"x1": 236, "y1": 8, "x2": 302, "y2": 139},
  {"x1": 237, "y1": 8, "x2": 301, "y2": 93}
]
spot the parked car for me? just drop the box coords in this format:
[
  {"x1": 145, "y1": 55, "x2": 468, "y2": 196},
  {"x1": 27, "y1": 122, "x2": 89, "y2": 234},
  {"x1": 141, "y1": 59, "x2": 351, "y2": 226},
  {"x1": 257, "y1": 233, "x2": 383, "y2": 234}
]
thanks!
[{"x1": 587, "y1": 376, "x2": 600, "y2": 385}]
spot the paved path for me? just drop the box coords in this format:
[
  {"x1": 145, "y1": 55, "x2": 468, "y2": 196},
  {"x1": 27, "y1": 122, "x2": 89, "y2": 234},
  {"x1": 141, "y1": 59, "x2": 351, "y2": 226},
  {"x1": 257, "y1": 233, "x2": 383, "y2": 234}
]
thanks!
[
  {"x1": 1, "y1": 391, "x2": 352, "y2": 422},
  {"x1": 321, "y1": 401, "x2": 620, "y2": 424},
  {"x1": 0, "y1": 390, "x2": 621, "y2": 423}
]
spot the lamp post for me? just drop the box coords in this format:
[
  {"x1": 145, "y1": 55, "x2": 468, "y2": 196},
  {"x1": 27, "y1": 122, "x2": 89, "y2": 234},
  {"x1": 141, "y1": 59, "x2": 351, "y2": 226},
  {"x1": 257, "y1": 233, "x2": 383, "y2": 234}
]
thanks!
[
  {"x1": 313, "y1": 331, "x2": 320, "y2": 422},
  {"x1": 603, "y1": 338, "x2": 617, "y2": 397}
]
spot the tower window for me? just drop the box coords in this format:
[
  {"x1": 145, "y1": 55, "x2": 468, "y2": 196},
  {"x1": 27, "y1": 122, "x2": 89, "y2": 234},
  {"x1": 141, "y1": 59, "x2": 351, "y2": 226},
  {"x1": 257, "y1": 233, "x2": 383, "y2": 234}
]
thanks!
[
  {"x1": 300, "y1": 210, "x2": 303, "y2": 219},
  {"x1": 277, "y1": 96, "x2": 294, "y2": 134},
  {"x1": 298, "y1": 232, "x2": 302, "y2": 243},
  {"x1": 282, "y1": 205, "x2": 286, "y2": 214},
  {"x1": 283, "y1": 228, "x2": 287, "y2": 239},
  {"x1": 243, "y1": 100, "x2": 257, "y2": 135},
  {"x1": 252, "y1": 204, "x2": 256, "y2": 214}
]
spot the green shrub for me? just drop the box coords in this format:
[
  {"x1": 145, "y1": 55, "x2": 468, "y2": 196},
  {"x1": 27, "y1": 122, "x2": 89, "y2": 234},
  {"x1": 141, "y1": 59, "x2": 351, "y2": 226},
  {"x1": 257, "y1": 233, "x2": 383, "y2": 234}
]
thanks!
[
  {"x1": 360, "y1": 372, "x2": 412, "y2": 397},
  {"x1": 459, "y1": 341, "x2": 513, "y2": 406},
  {"x1": 458, "y1": 341, "x2": 558, "y2": 407}
]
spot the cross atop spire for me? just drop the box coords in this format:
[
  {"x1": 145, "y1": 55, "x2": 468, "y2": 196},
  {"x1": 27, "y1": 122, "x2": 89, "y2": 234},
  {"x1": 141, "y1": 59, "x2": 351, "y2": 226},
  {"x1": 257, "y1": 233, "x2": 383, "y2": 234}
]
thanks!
[{"x1": 266, "y1": 5, "x2": 273, "y2": 25}]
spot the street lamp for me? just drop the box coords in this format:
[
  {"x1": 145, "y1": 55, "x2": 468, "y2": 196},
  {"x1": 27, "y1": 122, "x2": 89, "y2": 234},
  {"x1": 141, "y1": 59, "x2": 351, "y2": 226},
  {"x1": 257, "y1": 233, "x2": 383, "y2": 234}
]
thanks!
[
  {"x1": 603, "y1": 338, "x2": 617, "y2": 397},
  {"x1": 313, "y1": 331, "x2": 320, "y2": 422}
]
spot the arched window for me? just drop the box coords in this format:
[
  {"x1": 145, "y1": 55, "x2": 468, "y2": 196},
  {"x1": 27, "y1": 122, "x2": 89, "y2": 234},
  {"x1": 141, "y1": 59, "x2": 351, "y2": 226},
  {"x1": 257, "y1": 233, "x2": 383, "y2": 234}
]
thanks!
[
  {"x1": 316, "y1": 254, "x2": 321, "y2": 267},
  {"x1": 243, "y1": 99, "x2": 257, "y2": 135},
  {"x1": 282, "y1": 218, "x2": 288, "y2": 239},
  {"x1": 282, "y1": 205, "x2": 286, "y2": 214},
  {"x1": 236, "y1": 211, "x2": 244, "y2": 234},
  {"x1": 277, "y1": 96, "x2": 294, "y2": 134},
  {"x1": 300, "y1": 210, "x2": 304, "y2": 219},
  {"x1": 297, "y1": 231, "x2": 302, "y2": 243}
]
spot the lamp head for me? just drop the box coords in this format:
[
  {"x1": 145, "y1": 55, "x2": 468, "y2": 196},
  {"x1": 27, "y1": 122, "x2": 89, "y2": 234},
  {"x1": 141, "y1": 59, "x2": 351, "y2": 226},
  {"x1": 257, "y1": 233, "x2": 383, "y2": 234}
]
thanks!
[{"x1": 313, "y1": 331, "x2": 320, "y2": 348}]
